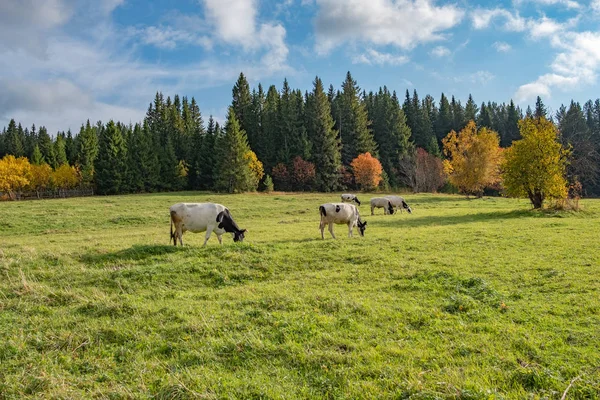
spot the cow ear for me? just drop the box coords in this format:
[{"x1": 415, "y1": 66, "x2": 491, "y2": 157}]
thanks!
[
  {"x1": 363, "y1": 221, "x2": 367, "y2": 225},
  {"x1": 241, "y1": 229, "x2": 247, "y2": 233}
]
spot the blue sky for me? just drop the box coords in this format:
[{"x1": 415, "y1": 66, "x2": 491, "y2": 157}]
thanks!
[{"x1": 1, "y1": 0, "x2": 600, "y2": 134}]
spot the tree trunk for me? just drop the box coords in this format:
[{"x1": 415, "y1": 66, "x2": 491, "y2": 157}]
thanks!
[{"x1": 528, "y1": 190, "x2": 544, "y2": 209}]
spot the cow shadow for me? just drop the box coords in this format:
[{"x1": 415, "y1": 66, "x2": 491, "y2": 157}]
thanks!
[
  {"x1": 80, "y1": 244, "x2": 188, "y2": 266},
  {"x1": 374, "y1": 209, "x2": 532, "y2": 228}
]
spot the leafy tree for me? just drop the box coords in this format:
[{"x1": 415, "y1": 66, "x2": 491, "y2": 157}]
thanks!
[
  {"x1": 52, "y1": 164, "x2": 80, "y2": 191},
  {"x1": 28, "y1": 163, "x2": 53, "y2": 197},
  {"x1": 503, "y1": 117, "x2": 569, "y2": 208},
  {"x1": 305, "y1": 76, "x2": 341, "y2": 191},
  {"x1": 271, "y1": 163, "x2": 290, "y2": 191},
  {"x1": 244, "y1": 150, "x2": 264, "y2": 191},
  {"x1": 442, "y1": 121, "x2": 502, "y2": 196},
  {"x1": 0, "y1": 155, "x2": 31, "y2": 199},
  {"x1": 214, "y1": 108, "x2": 255, "y2": 193},
  {"x1": 95, "y1": 120, "x2": 127, "y2": 194},
  {"x1": 291, "y1": 156, "x2": 316, "y2": 191},
  {"x1": 351, "y1": 152, "x2": 383, "y2": 191}
]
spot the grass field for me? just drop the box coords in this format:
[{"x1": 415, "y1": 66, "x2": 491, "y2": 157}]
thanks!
[{"x1": 1, "y1": 192, "x2": 599, "y2": 399}]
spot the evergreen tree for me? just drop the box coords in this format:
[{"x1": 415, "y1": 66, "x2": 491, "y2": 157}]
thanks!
[
  {"x1": 231, "y1": 73, "x2": 253, "y2": 141},
  {"x1": 410, "y1": 89, "x2": 427, "y2": 148},
  {"x1": 451, "y1": 96, "x2": 465, "y2": 131},
  {"x1": 196, "y1": 116, "x2": 217, "y2": 190},
  {"x1": 65, "y1": 129, "x2": 76, "y2": 165},
  {"x1": 465, "y1": 94, "x2": 478, "y2": 124},
  {"x1": 5, "y1": 119, "x2": 24, "y2": 157},
  {"x1": 0, "y1": 128, "x2": 5, "y2": 157},
  {"x1": 214, "y1": 108, "x2": 254, "y2": 193},
  {"x1": 402, "y1": 90, "x2": 416, "y2": 140},
  {"x1": 261, "y1": 85, "x2": 280, "y2": 169},
  {"x1": 526, "y1": 105, "x2": 534, "y2": 119},
  {"x1": 503, "y1": 100, "x2": 520, "y2": 147},
  {"x1": 96, "y1": 120, "x2": 128, "y2": 194},
  {"x1": 534, "y1": 96, "x2": 547, "y2": 120},
  {"x1": 278, "y1": 78, "x2": 307, "y2": 165},
  {"x1": 477, "y1": 102, "x2": 492, "y2": 129},
  {"x1": 337, "y1": 71, "x2": 377, "y2": 165},
  {"x1": 38, "y1": 126, "x2": 57, "y2": 168},
  {"x1": 306, "y1": 76, "x2": 341, "y2": 191},
  {"x1": 435, "y1": 93, "x2": 453, "y2": 142},
  {"x1": 31, "y1": 145, "x2": 43, "y2": 165},
  {"x1": 77, "y1": 120, "x2": 99, "y2": 185},
  {"x1": 55, "y1": 133, "x2": 68, "y2": 166}
]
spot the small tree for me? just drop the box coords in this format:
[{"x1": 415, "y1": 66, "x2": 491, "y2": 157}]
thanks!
[
  {"x1": 350, "y1": 152, "x2": 383, "y2": 191},
  {"x1": 244, "y1": 150, "x2": 264, "y2": 191},
  {"x1": 291, "y1": 156, "x2": 316, "y2": 191},
  {"x1": 502, "y1": 117, "x2": 569, "y2": 209},
  {"x1": 0, "y1": 155, "x2": 31, "y2": 200},
  {"x1": 271, "y1": 163, "x2": 290, "y2": 191},
  {"x1": 29, "y1": 163, "x2": 53, "y2": 198},
  {"x1": 262, "y1": 175, "x2": 274, "y2": 192},
  {"x1": 442, "y1": 121, "x2": 502, "y2": 197}
]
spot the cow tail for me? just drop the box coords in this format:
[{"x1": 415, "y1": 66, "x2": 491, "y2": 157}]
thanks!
[
  {"x1": 170, "y1": 210, "x2": 176, "y2": 245},
  {"x1": 319, "y1": 205, "x2": 326, "y2": 217}
]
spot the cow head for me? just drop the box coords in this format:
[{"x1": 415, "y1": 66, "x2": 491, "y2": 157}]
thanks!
[
  {"x1": 387, "y1": 201, "x2": 395, "y2": 215},
  {"x1": 354, "y1": 197, "x2": 361, "y2": 206},
  {"x1": 357, "y1": 219, "x2": 367, "y2": 236},
  {"x1": 402, "y1": 200, "x2": 412, "y2": 214},
  {"x1": 233, "y1": 229, "x2": 247, "y2": 242}
]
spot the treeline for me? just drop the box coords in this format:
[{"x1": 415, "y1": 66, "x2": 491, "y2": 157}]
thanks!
[{"x1": 1, "y1": 71, "x2": 599, "y2": 196}]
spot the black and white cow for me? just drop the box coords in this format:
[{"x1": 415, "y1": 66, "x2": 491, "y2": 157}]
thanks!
[
  {"x1": 340, "y1": 193, "x2": 361, "y2": 206},
  {"x1": 170, "y1": 203, "x2": 246, "y2": 246},
  {"x1": 369, "y1": 197, "x2": 395, "y2": 215},
  {"x1": 385, "y1": 195, "x2": 412, "y2": 214},
  {"x1": 319, "y1": 203, "x2": 367, "y2": 239}
]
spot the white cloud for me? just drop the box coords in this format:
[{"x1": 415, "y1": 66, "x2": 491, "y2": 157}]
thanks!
[
  {"x1": 430, "y1": 46, "x2": 451, "y2": 58},
  {"x1": 493, "y1": 41, "x2": 512, "y2": 52},
  {"x1": 352, "y1": 48, "x2": 409, "y2": 66},
  {"x1": 469, "y1": 71, "x2": 495, "y2": 84},
  {"x1": 471, "y1": 8, "x2": 578, "y2": 39},
  {"x1": 128, "y1": 26, "x2": 212, "y2": 50},
  {"x1": 314, "y1": 0, "x2": 464, "y2": 54},
  {"x1": 515, "y1": 31, "x2": 600, "y2": 102},
  {"x1": 592, "y1": 0, "x2": 600, "y2": 12}
]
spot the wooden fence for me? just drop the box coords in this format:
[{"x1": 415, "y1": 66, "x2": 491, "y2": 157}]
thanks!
[{"x1": 2, "y1": 188, "x2": 94, "y2": 201}]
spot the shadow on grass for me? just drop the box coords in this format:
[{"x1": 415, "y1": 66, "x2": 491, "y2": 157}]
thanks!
[
  {"x1": 375, "y1": 209, "x2": 533, "y2": 228},
  {"x1": 80, "y1": 244, "x2": 188, "y2": 265}
]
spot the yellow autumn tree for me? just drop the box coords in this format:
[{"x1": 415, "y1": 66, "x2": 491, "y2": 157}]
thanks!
[
  {"x1": 52, "y1": 164, "x2": 80, "y2": 191},
  {"x1": 502, "y1": 117, "x2": 569, "y2": 209},
  {"x1": 29, "y1": 163, "x2": 53, "y2": 197},
  {"x1": 350, "y1": 152, "x2": 383, "y2": 191},
  {"x1": 0, "y1": 155, "x2": 32, "y2": 200},
  {"x1": 244, "y1": 150, "x2": 264, "y2": 191},
  {"x1": 442, "y1": 121, "x2": 502, "y2": 197}
]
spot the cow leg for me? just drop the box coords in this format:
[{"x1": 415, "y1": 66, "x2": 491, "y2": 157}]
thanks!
[
  {"x1": 217, "y1": 234, "x2": 223, "y2": 244},
  {"x1": 348, "y1": 222, "x2": 353, "y2": 238},
  {"x1": 176, "y1": 225, "x2": 184, "y2": 246},
  {"x1": 328, "y1": 222, "x2": 336, "y2": 239},
  {"x1": 370, "y1": 206, "x2": 374, "y2": 216},
  {"x1": 320, "y1": 221, "x2": 325, "y2": 239},
  {"x1": 203, "y1": 230, "x2": 212, "y2": 247}
]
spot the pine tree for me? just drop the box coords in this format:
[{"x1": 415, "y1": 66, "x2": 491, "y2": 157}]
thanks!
[
  {"x1": 5, "y1": 119, "x2": 24, "y2": 157},
  {"x1": 77, "y1": 120, "x2": 99, "y2": 185},
  {"x1": 214, "y1": 108, "x2": 254, "y2": 193},
  {"x1": 38, "y1": 127, "x2": 57, "y2": 168},
  {"x1": 337, "y1": 71, "x2": 377, "y2": 165},
  {"x1": 526, "y1": 105, "x2": 534, "y2": 119},
  {"x1": 55, "y1": 133, "x2": 68, "y2": 166},
  {"x1": 197, "y1": 116, "x2": 217, "y2": 190},
  {"x1": 31, "y1": 145, "x2": 43, "y2": 165},
  {"x1": 435, "y1": 93, "x2": 453, "y2": 142},
  {"x1": 306, "y1": 76, "x2": 341, "y2": 191},
  {"x1": 503, "y1": 100, "x2": 520, "y2": 147},
  {"x1": 231, "y1": 72, "x2": 253, "y2": 141},
  {"x1": 534, "y1": 96, "x2": 547, "y2": 120},
  {"x1": 478, "y1": 102, "x2": 492, "y2": 129},
  {"x1": 261, "y1": 85, "x2": 280, "y2": 169},
  {"x1": 96, "y1": 120, "x2": 128, "y2": 194},
  {"x1": 402, "y1": 90, "x2": 416, "y2": 140},
  {"x1": 65, "y1": 129, "x2": 76, "y2": 165},
  {"x1": 465, "y1": 94, "x2": 478, "y2": 125},
  {"x1": 451, "y1": 96, "x2": 465, "y2": 131}
]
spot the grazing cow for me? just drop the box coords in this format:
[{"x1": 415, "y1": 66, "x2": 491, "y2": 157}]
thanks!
[
  {"x1": 385, "y1": 195, "x2": 413, "y2": 214},
  {"x1": 319, "y1": 203, "x2": 367, "y2": 239},
  {"x1": 169, "y1": 203, "x2": 246, "y2": 246},
  {"x1": 370, "y1": 197, "x2": 395, "y2": 215},
  {"x1": 340, "y1": 193, "x2": 361, "y2": 206}
]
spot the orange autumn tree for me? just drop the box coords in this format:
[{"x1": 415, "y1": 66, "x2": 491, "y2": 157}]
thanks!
[
  {"x1": 442, "y1": 121, "x2": 502, "y2": 197},
  {"x1": 350, "y1": 152, "x2": 383, "y2": 191}
]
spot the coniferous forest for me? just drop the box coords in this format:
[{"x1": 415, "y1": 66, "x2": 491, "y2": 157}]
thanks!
[{"x1": 1, "y1": 72, "x2": 600, "y2": 197}]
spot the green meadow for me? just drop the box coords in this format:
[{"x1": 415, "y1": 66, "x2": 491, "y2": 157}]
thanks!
[{"x1": 1, "y1": 192, "x2": 599, "y2": 399}]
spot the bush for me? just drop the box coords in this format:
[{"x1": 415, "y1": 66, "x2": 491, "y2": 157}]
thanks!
[{"x1": 262, "y1": 175, "x2": 274, "y2": 193}]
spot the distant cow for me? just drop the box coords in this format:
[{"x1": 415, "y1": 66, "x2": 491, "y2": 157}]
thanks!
[
  {"x1": 170, "y1": 203, "x2": 246, "y2": 246},
  {"x1": 386, "y1": 195, "x2": 412, "y2": 214},
  {"x1": 370, "y1": 197, "x2": 395, "y2": 215},
  {"x1": 319, "y1": 203, "x2": 367, "y2": 239},
  {"x1": 340, "y1": 193, "x2": 361, "y2": 206}
]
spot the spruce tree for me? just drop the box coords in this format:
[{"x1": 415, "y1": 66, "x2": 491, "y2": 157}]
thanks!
[
  {"x1": 38, "y1": 126, "x2": 57, "y2": 168},
  {"x1": 435, "y1": 93, "x2": 453, "y2": 142},
  {"x1": 306, "y1": 76, "x2": 341, "y2": 191},
  {"x1": 337, "y1": 71, "x2": 377, "y2": 165},
  {"x1": 534, "y1": 96, "x2": 547, "y2": 120},
  {"x1": 197, "y1": 116, "x2": 217, "y2": 190},
  {"x1": 451, "y1": 96, "x2": 465, "y2": 131},
  {"x1": 214, "y1": 108, "x2": 254, "y2": 193},
  {"x1": 65, "y1": 129, "x2": 76, "y2": 165},
  {"x1": 503, "y1": 100, "x2": 520, "y2": 147},
  {"x1": 477, "y1": 102, "x2": 492, "y2": 129},
  {"x1": 261, "y1": 85, "x2": 280, "y2": 169},
  {"x1": 96, "y1": 120, "x2": 127, "y2": 194},
  {"x1": 77, "y1": 120, "x2": 99, "y2": 185},
  {"x1": 5, "y1": 119, "x2": 24, "y2": 157},
  {"x1": 464, "y1": 94, "x2": 478, "y2": 123},
  {"x1": 231, "y1": 73, "x2": 253, "y2": 141},
  {"x1": 31, "y1": 145, "x2": 43, "y2": 165},
  {"x1": 55, "y1": 133, "x2": 68, "y2": 166}
]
